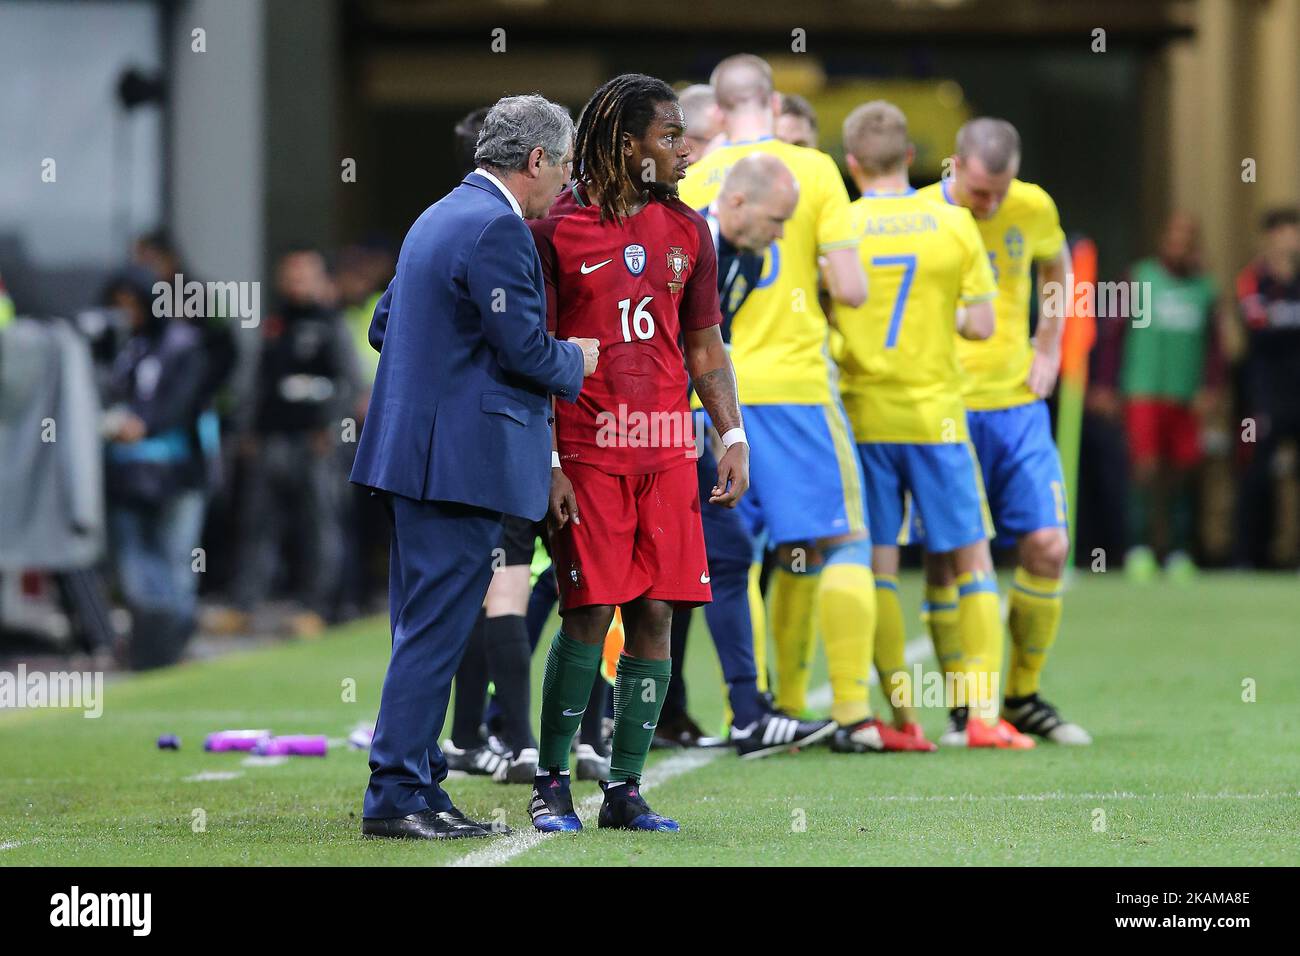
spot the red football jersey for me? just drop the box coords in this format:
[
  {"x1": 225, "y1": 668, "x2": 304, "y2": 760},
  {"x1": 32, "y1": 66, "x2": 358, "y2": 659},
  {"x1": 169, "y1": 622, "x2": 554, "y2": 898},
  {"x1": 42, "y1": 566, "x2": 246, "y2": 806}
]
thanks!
[{"x1": 530, "y1": 184, "x2": 721, "y2": 475}]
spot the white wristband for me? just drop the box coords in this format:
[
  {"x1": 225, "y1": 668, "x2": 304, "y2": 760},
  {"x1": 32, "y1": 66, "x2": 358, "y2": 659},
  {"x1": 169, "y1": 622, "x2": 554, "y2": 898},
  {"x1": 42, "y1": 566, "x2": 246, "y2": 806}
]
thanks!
[
  {"x1": 720, "y1": 427, "x2": 747, "y2": 449},
  {"x1": 551, "y1": 451, "x2": 561, "y2": 468}
]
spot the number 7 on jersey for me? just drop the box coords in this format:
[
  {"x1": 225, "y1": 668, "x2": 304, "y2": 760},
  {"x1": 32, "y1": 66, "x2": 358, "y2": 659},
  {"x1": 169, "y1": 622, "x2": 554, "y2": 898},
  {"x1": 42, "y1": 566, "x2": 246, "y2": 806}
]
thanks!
[{"x1": 872, "y1": 254, "x2": 917, "y2": 349}]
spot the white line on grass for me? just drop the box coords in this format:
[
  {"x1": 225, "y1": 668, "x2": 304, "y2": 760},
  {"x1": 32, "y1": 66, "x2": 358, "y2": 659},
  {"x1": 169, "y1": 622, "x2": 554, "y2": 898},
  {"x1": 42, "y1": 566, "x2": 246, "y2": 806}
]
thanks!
[
  {"x1": 240, "y1": 755, "x2": 287, "y2": 767},
  {"x1": 451, "y1": 634, "x2": 935, "y2": 868},
  {"x1": 449, "y1": 748, "x2": 722, "y2": 868},
  {"x1": 184, "y1": 771, "x2": 243, "y2": 782},
  {"x1": 0, "y1": 841, "x2": 22, "y2": 850},
  {"x1": 869, "y1": 790, "x2": 1300, "y2": 803}
]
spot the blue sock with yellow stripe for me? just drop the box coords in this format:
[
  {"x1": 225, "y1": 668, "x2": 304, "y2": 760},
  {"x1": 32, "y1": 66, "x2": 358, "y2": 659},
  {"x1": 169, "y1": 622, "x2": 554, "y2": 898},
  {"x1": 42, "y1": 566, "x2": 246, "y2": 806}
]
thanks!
[{"x1": 1007, "y1": 567, "x2": 1063, "y2": 698}]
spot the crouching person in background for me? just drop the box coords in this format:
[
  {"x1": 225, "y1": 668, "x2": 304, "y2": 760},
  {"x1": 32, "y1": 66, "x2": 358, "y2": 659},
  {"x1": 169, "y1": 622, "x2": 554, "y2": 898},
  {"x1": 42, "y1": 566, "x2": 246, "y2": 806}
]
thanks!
[{"x1": 101, "y1": 267, "x2": 210, "y2": 670}]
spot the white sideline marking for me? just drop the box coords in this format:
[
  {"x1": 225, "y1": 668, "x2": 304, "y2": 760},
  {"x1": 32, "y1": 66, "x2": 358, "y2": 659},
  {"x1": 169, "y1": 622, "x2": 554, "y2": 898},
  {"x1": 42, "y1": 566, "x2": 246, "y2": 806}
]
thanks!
[
  {"x1": 184, "y1": 771, "x2": 243, "y2": 782},
  {"x1": 871, "y1": 790, "x2": 1300, "y2": 803},
  {"x1": 241, "y1": 755, "x2": 288, "y2": 767},
  {"x1": 0, "y1": 841, "x2": 22, "y2": 850},
  {"x1": 451, "y1": 635, "x2": 935, "y2": 868},
  {"x1": 449, "y1": 749, "x2": 722, "y2": 868}
]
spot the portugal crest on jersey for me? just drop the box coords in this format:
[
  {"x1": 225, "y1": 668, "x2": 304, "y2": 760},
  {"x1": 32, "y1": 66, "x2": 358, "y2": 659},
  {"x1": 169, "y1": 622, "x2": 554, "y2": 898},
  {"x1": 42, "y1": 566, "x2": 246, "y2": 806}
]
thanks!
[
  {"x1": 623, "y1": 244, "x2": 646, "y2": 275},
  {"x1": 666, "y1": 245, "x2": 690, "y2": 294}
]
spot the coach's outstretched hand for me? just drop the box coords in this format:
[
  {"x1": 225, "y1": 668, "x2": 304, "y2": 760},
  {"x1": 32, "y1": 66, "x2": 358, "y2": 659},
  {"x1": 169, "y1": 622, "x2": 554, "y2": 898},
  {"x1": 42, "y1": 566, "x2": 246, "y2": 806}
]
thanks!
[
  {"x1": 549, "y1": 465, "x2": 580, "y2": 528},
  {"x1": 568, "y1": 337, "x2": 600, "y2": 376},
  {"x1": 709, "y1": 441, "x2": 749, "y2": 508}
]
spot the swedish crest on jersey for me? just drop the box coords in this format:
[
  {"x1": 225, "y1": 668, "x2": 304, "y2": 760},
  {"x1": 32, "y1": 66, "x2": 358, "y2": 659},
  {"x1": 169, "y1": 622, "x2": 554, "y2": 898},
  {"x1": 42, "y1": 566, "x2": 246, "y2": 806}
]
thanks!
[
  {"x1": 623, "y1": 243, "x2": 646, "y2": 275},
  {"x1": 666, "y1": 245, "x2": 690, "y2": 294},
  {"x1": 1004, "y1": 226, "x2": 1025, "y2": 260}
]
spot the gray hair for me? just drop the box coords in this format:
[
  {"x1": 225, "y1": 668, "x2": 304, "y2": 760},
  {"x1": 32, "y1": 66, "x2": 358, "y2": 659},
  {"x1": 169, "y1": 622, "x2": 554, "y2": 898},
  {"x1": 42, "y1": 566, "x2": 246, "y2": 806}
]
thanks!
[
  {"x1": 474, "y1": 94, "x2": 574, "y2": 172},
  {"x1": 955, "y1": 117, "x2": 1021, "y2": 174}
]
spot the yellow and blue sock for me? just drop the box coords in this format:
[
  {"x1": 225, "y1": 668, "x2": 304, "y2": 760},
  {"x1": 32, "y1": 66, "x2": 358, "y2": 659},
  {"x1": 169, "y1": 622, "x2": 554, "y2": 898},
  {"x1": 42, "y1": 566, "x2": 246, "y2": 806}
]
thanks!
[
  {"x1": 770, "y1": 566, "x2": 819, "y2": 716},
  {"x1": 748, "y1": 562, "x2": 769, "y2": 694},
  {"x1": 1007, "y1": 567, "x2": 1063, "y2": 698},
  {"x1": 817, "y1": 538, "x2": 876, "y2": 726},
  {"x1": 873, "y1": 574, "x2": 912, "y2": 721},
  {"x1": 955, "y1": 570, "x2": 1001, "y2": 726},
  {"x1": 923, "y1": 583, "x2": 961, "y2": 679}
]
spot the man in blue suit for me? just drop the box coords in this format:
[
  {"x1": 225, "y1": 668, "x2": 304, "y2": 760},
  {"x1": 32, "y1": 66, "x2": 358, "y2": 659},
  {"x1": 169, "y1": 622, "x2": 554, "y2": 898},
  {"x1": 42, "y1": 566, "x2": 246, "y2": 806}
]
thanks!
[{"x1": 352, "y1": 95, "x2": 600, "y2": 839}]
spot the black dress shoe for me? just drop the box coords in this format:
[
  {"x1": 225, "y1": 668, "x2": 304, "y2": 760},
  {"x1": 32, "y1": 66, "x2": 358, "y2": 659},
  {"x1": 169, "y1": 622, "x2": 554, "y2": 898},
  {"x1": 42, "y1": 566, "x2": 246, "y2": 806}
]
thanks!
[
  {"x1": 361, "y1": 808, "x2": 492, "y2": 840},
  {"x1": 445, "y1": 805, "x2": 512, "y2": 835}
]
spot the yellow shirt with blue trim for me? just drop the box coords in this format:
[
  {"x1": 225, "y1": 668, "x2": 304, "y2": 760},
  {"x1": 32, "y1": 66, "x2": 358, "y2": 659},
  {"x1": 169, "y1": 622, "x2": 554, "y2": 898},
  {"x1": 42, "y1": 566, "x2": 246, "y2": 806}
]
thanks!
[
  {"x1": 916, "y1": 178, "x2": 1066, "y2": 411},
  {"x1": 678, "y1": 138, "x2": 858, "y2": 405},
  {"x1": 832, "y1": 188, "x2": 996, "y2": 444}
]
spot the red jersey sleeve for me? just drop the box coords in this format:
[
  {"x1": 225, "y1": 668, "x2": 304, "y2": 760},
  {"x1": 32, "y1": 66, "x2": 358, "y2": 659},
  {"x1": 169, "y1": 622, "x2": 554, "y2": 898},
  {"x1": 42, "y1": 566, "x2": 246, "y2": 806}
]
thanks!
[
  {"x1": 677, "y1": 204, "x2": 721, "y2": 332},
  {"x1": 528, "y1": 217, "x2": 561, "y2": 333}
]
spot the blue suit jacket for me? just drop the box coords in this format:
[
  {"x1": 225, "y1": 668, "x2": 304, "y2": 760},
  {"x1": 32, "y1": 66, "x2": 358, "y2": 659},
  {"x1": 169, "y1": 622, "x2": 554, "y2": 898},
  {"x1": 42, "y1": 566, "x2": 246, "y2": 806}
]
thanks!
[{"x1": 350, "y1": 174, "x2": 585, "y2": 521}]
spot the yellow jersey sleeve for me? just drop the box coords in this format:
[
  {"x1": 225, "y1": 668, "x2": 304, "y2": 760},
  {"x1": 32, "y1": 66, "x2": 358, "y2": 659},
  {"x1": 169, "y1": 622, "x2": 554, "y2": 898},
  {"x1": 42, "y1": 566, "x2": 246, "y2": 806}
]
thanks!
[
  {"x1": 815, "y1": 155, "x2": 857, "y2": 253},
  {"x1": 1028, "y1": 185, "x2": 1067, "y2": 262},
  {"x1": 957, "y1": 211, "x2": 997, "y2": 304}
]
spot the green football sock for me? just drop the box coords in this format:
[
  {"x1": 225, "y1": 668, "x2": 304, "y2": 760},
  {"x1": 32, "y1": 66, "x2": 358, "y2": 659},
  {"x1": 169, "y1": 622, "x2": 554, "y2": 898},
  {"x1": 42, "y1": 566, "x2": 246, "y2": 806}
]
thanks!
[
  {"x1": 1169, "y1": 472, "x2": 1195, "y2": 555},
  {"x1": 609, "y1": 654, "x2": 671, "y2": 783},
  {"x1": 538, "y1": 630, "x2": 603, "y2": 772}
]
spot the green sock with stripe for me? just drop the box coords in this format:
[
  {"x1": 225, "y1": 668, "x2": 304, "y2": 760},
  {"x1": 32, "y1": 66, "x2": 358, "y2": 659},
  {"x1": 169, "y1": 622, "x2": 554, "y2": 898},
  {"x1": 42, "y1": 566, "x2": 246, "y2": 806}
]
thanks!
[
  {"x1": 609, "y1": 654, "x2": 671, "y2": 783},
  {"x1": 538, "y1": 630, "x2": 603, "y2": 772}
]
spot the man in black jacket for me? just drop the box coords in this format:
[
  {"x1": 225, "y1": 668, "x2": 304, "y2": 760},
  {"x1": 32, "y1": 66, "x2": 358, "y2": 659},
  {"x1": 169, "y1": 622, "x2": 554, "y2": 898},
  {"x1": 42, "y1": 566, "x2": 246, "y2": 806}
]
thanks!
[{"x1": 222, "y1": 248, "x2": 361, "y2": 635}]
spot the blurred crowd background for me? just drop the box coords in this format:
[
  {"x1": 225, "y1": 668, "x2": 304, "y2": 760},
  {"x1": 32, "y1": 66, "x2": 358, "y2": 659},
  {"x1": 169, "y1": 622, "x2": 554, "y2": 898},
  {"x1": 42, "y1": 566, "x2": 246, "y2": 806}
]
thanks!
[{"x1": 1, "y1": 0, "x2": 1298, "y2": 670}]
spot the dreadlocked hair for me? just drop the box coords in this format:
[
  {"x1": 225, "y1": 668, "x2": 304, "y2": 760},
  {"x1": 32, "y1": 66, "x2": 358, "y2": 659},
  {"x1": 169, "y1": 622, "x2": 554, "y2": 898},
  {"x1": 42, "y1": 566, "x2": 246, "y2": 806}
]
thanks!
[{"x1": 574, "y1": 73, "x2": 678, "y2": 224}]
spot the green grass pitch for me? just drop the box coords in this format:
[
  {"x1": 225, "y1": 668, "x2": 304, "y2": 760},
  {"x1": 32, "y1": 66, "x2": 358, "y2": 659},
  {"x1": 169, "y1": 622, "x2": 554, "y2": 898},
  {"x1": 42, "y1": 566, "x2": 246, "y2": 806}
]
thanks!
[{"x1": 2, "y1": 572, "x2": 1296, "y2": 866}]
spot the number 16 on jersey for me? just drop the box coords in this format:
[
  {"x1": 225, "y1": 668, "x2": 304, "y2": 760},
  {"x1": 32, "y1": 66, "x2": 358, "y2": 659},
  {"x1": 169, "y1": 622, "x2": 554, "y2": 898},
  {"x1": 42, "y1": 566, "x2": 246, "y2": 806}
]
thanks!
[{"x1": 618, "y1": 296, "x2": 656, "y2": 342}]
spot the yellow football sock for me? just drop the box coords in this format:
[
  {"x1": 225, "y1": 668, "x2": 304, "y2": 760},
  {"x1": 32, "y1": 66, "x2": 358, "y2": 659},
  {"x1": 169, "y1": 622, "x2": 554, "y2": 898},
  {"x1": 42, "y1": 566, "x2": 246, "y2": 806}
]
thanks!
[
  {"x1": 873, "y1": 575, "x2": 913, "y2": 721},
  {"x1": 818, "y1": 562, "x2": 876, "y2": 726},
  {"x1": 769, "y1": 567, "x2": 818, "y2": 715},
  {"x1": 924, "y1": 584, "x2": 961, "y2": 679},
  {"x1": 1007, "y1": 567, "x2": 1063, "y2": 698},
  {"x1": 955, "y1": 570, "x2": 1001, "y2": 727},
  {"x1": 748, "y1": 562, "x2": 768, "y2": 694}
]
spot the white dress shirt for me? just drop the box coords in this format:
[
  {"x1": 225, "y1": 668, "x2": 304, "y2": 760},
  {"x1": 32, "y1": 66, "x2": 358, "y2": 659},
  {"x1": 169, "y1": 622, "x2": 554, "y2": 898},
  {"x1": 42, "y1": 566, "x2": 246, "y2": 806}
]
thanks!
[{"x1": 471, "y1": 168, "x2": 523, "y2": 218}]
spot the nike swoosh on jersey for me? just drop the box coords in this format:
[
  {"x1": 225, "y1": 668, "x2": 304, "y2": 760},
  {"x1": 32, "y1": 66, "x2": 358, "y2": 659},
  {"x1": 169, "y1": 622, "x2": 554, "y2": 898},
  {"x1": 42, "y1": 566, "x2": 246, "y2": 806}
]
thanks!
[{"x1": 579, "y1": 259, "x2": 613, "y2": 274}]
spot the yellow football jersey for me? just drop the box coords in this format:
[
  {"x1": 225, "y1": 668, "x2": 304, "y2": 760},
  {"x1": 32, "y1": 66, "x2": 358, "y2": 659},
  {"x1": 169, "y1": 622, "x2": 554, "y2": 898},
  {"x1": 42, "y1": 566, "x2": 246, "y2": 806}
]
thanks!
[
  {"x1": 916, "y1": 178, "x2": 1066, "y2": 410},
  {"x1": 833, "y1": 189, "x2": 996, "y2": 444},
  {"x1": 678, "y1": 138, "x2": 857, "y2": 405}
]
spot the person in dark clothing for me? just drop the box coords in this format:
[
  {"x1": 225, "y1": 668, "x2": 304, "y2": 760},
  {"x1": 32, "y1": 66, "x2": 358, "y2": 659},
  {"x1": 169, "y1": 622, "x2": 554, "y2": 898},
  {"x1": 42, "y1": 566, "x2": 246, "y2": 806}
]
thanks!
[
  {"x1": 101, "y1": 266, "x2": 210, "y2": 669},
  {"x1": 133, "y1": 231, "x2": 238, "y2": 412},
  {"x1": 1234, "y1": 207, "x2": 1300, "y2": 567},
  {"x1": 133, "y1": 231, "x2": 240, "y2": 596},
  {"x1": 215, "y1": 248, "x2": 361, "y2": 636}
]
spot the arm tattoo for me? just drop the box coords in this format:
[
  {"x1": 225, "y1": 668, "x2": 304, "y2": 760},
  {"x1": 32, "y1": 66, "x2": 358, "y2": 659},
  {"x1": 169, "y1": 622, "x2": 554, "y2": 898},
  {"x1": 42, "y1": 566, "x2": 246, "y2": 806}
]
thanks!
[{"x1": 692, "y1": 363, "x2": 742, "y2": 435}]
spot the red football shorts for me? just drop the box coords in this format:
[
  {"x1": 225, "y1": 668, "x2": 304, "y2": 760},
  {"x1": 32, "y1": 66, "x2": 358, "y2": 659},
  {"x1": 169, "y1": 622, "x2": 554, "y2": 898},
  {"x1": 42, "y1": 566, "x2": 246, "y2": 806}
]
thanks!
[
  {"x1": 1126, "y1": 398, "x2": 1201, "y2": 470},
  {"x1": 550, "y1": 459, "x2": 711, "y2": 611}
]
